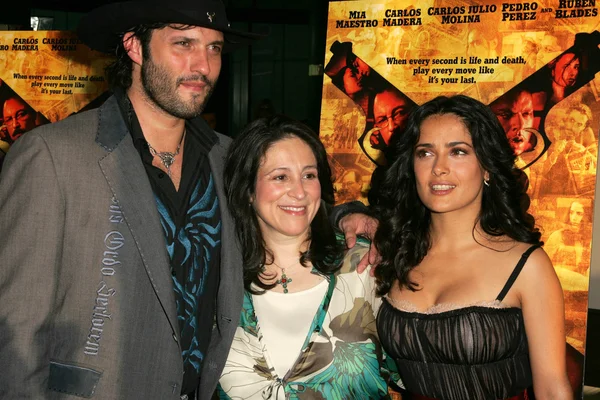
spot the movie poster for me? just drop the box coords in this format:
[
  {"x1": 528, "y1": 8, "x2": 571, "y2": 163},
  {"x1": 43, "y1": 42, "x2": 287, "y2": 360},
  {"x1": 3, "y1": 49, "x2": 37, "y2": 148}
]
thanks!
[
  {"x1": 0, "y1": 31, "x2": 113, "y2": 169},
  {"x1": 320, "y1": 0, "x2": 599, "y2": 395}
]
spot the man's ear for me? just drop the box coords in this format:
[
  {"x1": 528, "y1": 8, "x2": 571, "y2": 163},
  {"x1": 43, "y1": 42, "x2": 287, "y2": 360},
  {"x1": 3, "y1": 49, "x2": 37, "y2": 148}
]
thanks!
[{"x1": 123, "y1": 32, "x2": 143, "y2": 66}]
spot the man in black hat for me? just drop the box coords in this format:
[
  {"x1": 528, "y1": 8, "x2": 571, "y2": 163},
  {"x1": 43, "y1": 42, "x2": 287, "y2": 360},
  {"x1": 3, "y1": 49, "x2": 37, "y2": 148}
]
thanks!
[{"x1": 0, "y1": 1, "x2": 262, "y2": 399}]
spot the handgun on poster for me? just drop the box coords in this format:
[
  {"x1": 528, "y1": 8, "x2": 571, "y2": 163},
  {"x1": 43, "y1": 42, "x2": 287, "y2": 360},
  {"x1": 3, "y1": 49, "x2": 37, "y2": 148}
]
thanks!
[
  {"x1": 489, "y1": 30, "x2": 600, "y2": 171},
  {"x1": 325, "y1": 40, "x2": 417, "y2": 166}
]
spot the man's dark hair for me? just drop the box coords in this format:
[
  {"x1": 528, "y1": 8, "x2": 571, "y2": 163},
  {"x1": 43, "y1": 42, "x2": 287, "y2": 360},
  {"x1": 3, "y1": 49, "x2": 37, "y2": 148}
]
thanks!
[
  {"x1": 2, "y1": 95, "x2": 35, "y2": 117},
  {"x1": 373, "y1": 95, "x2": 542, "y2": 294},
  {"x1": 105, "y1": 23, "x2": 193, "y2": 90},
  {"x1": 224, "y1": 115, "x2": 344, "y2": 293}
]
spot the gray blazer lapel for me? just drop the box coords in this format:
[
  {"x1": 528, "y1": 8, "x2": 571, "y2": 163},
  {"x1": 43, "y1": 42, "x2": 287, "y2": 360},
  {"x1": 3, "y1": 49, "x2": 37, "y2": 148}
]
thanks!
[
  {"x1": 96, "y1": 96, "x2": 179, "y2": 336},
  {"x1": 207, "y1": 137, "x2": 243, "y2": 325},
  {"x1": 197, "y1": 135, "x2": 244, "y2": 398}
]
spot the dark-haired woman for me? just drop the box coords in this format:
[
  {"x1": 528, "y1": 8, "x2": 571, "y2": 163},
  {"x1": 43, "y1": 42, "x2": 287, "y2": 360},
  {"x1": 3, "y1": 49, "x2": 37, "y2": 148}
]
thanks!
[
  {"x1": 373, "y1": 95, "x2": 572, "y2": 399},
  {"x1": 216, "y1": 116, "x2": 400, "y2": 399}
]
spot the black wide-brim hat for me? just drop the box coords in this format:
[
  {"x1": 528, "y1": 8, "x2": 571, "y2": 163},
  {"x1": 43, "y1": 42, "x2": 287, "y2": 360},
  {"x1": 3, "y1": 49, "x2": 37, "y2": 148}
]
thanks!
[{"x1": 77, "y1": 0, "x2": 265, "y2": 53}]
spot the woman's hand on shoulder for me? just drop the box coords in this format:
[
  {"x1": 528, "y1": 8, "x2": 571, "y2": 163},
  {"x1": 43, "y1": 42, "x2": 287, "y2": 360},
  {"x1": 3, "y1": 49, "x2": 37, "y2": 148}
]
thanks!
[{"x1": 516, "y1": 247, "x2": 573, "y2": 400}]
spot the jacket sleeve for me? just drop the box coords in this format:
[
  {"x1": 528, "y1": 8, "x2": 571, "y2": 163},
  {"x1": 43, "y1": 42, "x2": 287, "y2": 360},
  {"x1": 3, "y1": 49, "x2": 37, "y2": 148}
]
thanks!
[
  {"x1": 329, "y1": 200, "x2": 373, "y2": 229},
  {"x1": 0, "y1": 132, "x2": 64, "y2": 398}
]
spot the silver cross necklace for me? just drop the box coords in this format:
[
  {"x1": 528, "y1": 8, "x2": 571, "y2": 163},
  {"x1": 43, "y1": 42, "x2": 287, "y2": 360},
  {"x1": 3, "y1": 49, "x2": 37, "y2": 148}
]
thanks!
[{"x1": 147, "y1": 129, "x2": 186, "y2": 177}]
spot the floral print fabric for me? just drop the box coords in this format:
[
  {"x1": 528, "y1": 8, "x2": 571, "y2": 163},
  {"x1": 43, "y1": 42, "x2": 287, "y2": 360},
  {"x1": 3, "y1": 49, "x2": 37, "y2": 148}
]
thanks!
[{"x1": 217, "y1": 241, "x2": 401, "y2": 399}]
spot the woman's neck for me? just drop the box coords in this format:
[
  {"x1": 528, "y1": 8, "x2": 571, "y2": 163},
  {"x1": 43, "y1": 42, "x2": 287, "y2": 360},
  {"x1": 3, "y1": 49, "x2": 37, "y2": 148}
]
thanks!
[
  {"x1": 428, "y1": 205, "x2": 486, "y2": 250},
  {"x1": 263, "y1": 235, "x2": 309, "y2": 268},
  {"x1": 428, "y1": 211, "x2": 514, "y2": 253},
  {"x1": 261, "y1": 234, "x2": 323, "y2": 293}
]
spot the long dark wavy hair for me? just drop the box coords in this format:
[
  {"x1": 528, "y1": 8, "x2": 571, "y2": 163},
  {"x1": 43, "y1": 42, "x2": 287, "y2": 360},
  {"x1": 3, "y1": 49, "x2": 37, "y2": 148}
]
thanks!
[
  {"x1": 373, "y1": 95, "x2": 542, "y2": 295},
  {"x1": 224, "y1": 115, "x2": 344, "y2": 293}
]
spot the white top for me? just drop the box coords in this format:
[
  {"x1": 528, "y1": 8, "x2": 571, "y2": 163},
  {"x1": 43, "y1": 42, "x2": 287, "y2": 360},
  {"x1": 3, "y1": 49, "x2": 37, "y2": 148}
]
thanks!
[{"x1": 252, "y1": 279, "x2": 328, "y2": 377}]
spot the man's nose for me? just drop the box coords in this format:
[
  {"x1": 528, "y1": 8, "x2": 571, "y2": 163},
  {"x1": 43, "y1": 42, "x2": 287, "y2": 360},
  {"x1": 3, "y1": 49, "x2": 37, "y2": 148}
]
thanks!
[
  {"x1": 510, "y1": 115, "x2": 524, "y2": 132},
  {"x1": 387, "y1": 116, "x2": 397, "y2": 131},
  {"x1": 190, "y1": 49, "x2": 211, "y2": 76}
]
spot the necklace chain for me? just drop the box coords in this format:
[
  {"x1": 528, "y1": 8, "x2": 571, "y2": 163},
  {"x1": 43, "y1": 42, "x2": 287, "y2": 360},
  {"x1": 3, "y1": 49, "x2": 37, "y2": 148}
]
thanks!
[{"x1": 147, "y1": 129, "x2": 186, "y2": 177}]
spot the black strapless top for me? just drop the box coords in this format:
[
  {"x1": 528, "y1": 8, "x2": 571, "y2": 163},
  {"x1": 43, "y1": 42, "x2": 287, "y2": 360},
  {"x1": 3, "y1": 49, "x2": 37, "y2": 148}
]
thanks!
[{"x1": 377, "y1": 245, "x2": 539, "y2": 400}]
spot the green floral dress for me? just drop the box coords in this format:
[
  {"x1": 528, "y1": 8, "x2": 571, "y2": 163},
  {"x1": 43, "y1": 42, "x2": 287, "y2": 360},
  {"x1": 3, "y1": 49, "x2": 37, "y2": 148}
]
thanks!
[{"x1": 216, "y1": 241, "x2": 401, "y2": 399}]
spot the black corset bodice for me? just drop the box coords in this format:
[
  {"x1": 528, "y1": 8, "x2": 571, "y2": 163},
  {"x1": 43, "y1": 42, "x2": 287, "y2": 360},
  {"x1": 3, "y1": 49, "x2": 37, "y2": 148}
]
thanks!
[
  {"x1": 377, "y1": 301, "x2": 532, "y2": 400},
  {"x1": 377, "y1": 245, "x2": 540, "y2": 400}
]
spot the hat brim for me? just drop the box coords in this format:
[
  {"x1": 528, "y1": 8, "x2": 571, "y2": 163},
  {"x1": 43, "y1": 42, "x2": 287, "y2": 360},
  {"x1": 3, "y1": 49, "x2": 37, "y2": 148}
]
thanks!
[{"x1": 77, "y1": 1, "x2": 266, "y2": 53}]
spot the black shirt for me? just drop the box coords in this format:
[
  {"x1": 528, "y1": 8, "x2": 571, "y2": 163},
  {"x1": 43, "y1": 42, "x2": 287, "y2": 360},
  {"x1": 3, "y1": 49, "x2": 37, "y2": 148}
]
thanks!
[{"x1": 114, "y1": 90, "x2": 222, "y2": 394}]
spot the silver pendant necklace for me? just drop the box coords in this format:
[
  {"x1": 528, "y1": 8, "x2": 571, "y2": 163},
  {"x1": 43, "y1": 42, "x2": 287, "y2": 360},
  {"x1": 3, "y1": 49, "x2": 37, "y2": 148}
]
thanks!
[{"x1": 147, "y1": 129, "x2": 186, "y2": 177}]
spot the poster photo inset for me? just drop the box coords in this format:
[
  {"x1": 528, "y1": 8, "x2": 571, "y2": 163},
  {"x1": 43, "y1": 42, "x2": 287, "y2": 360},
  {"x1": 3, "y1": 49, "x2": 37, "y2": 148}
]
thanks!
[{"x1": 325, "y1": 41, "x2": 417, "y2": 167}]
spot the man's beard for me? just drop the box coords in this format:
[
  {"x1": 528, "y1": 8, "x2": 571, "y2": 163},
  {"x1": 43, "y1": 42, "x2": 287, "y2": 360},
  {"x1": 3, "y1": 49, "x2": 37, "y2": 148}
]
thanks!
[
  {"x1": 6, "y1": 128, "x2": 24, "y2": 144},
  {"x1": 141, "y1": 55, "x2": 216, "y2": 119}
]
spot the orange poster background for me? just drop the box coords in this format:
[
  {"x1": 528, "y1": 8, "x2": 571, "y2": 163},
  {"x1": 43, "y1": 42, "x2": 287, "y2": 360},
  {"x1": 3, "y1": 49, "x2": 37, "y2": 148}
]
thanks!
[{"x1": 0, "y1": 31, "x2": 112, "y2": 157}]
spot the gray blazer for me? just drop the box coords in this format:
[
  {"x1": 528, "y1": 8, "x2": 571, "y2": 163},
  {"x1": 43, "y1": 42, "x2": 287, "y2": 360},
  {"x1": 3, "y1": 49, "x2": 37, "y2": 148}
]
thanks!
[{"x1": 0, "y1": 96, "x2": 242, "y2": 399}]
